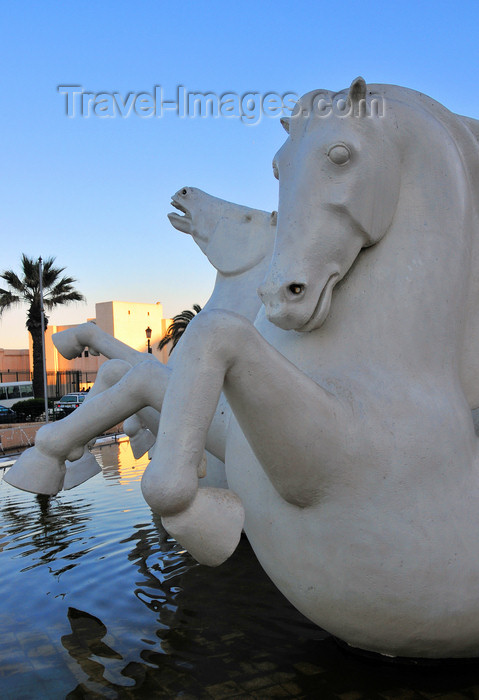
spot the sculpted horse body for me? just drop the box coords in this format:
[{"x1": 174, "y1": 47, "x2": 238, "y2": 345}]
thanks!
[
  {"x1": 142, "y1": 79, "x2": 479, "y2": 658},
  {"x1": 6, "y1": 79, "x2": 479, "y2": 658}
]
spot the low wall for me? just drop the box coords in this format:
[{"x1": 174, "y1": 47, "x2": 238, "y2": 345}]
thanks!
[
  {"x1": 0, "y1": 423, "x2": 40, "y2": 452},
  {"x1": 0, "y1": 422, "x2": 124, "y2": 454}
]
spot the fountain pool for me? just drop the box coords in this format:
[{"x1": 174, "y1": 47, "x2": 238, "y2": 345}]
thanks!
[{"x1": 0, "y1": 443, "x2": 477, "y2": 699}]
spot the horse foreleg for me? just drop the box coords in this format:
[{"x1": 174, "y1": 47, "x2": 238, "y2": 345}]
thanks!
[
  {"x1": 54, "y1": 321, "x2": 229, "y2": 461},
  {"x1": 4, "y1": 360, "x2": 169, "y2": 495},
  {"x1": 53, "y1": 322, "x2": 158, "y2": 367},
  {"x1": 62, "y1": 359, "x2": 134, "y2": 489},
  {"x1": 54, "y1": 322, "x2": 177, "y2": 458},
  {"x1": 140, "y1": 310, "x2": 352, "y2": 565},
  {"x1": 64, "y1": 359, "x2": 160, "y2": 476}
]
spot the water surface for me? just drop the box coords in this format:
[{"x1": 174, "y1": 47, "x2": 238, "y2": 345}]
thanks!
[{"x1": 0, "y1": 443, "x2": 478, "y2": 699}]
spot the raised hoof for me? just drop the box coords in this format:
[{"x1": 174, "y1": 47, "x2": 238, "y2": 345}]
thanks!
[
  {"x1": 129, "y1": 428, "x2": 156, "y2": 459},
  {"x1": 3, "y1": 447, "x2": 66, "y2": 495},
  {"x1": 64, "y1": 450, "x2": 101, "y2": 490},
  {"x1": 161, "y1": 487, "x2": 245, "y2": 567},
  {"x1": 52, "y1": 327, "x2": 85, "y2": 359}
]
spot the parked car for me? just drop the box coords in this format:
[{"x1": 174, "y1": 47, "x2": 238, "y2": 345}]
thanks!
[
  {"x1": 55, "y1": 393, "x2": 87, "y2": 411},
  {"x1": 0, "y1": 404, "x2": 17, "y2": 422}
]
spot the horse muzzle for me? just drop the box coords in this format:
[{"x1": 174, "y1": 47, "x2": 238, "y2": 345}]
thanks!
[{"x1": 258, "y1": 270, "x2": 340, "y2": 332}]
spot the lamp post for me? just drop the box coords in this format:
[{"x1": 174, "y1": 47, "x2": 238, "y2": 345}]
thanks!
[
  {"x1": 38, "y1": 257, "x2": 49, "y2": 423},
  {"x1": 145, "y1": 326, "x2": 152, "y2": 354}
]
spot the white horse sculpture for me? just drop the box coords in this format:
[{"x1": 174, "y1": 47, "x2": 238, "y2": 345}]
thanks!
[{"x1": 6, "y1": 78, "x2": 479, "y2": 659}]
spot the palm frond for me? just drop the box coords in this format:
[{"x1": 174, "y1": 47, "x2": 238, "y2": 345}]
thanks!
[
  {"x1": 0, "y1": 270, "x2": 25, "y2": 293},
  {"x1": 0, "y1": 290, "x2": 21, "y2": 315},
  {"x1": 42, "y1": 259, "x2": 67, "y2": 289},
  {"x1": 44, "y1": 290, "x2": 85, "y2": 309},
  {"x1": 158, "y1": 304, "x2": 202, "y2": 354},
  {"x1": 20, "y1": 254, "x2": 39, "y2": 288}
]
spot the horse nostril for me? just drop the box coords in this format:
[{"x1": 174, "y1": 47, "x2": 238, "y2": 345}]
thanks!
[
  {"x1": 288, "y1": 283, "x2": 305, "y2": 296},
  {"x1": 181, "y1": 188, "x2": 188, "y2": 196}
]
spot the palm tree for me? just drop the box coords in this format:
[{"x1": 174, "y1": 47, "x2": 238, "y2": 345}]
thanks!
[
  {"x1": 0, "y1": 254, "x2": 85, "y2": 398},
  {"x1": 159, "y1": 304, "x2": 202, "y2": 355}
]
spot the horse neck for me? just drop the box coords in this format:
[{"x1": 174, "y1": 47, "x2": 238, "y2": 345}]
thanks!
[{"x1": 204, "y1": 263, "x2": 268, "y2": 322}]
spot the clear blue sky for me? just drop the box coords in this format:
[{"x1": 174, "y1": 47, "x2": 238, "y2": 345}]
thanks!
[{"x1": 1, "y1": 0, "x2": 478, "y2": 347}]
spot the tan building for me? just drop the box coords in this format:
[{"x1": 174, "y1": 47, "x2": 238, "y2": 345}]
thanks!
[
  {"x1": 0, "y1": 348, "x2": 30, "y2": 382},
  {"x1": 95, "y1": 301, "x2": 170, "y2": 363}
]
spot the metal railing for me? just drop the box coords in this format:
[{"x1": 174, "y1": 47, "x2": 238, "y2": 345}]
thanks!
[{"x1": 0, "y1": 371, "x2": 98, "y2": 398}]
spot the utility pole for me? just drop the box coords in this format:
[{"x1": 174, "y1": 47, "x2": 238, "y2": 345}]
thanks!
[{"x1": 38, "y1": 257, "x2": 49, "y2": 423}]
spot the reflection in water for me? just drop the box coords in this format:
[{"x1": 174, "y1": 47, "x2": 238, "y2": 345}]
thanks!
[
  {"x1": 63, "y1": 607, "x2": 122, "y2": 660},
  {"x1": 0, "y1": 442, "x2": 479, "y2": 699},
  {"x1": 0, "y1": 488, "x2": 94, "y2": 578},
  {"x1": 62, "y1": 607, "x2": 125, "y2": 694},
  {"x1": 97, "y1": 440, "x2": 145, "y2": 485}
]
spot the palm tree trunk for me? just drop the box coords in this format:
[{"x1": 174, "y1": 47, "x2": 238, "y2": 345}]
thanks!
[
  {"x1": 31, "y1": 326, "x2": 45, "y2": 398},
  {"x1": 27, "y1": 300, "x2": 46, "y2": 399}
]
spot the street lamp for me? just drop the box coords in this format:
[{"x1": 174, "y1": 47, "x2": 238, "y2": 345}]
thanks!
[{"x1": 145, "y1": 326, "x2": 152, "y2": 354}]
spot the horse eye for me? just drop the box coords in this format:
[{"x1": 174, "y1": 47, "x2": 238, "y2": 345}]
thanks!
[
  {"x1": 289, "y1": 284, "x2": 304, "y2": 295},
  {"x1": 327, "y1": 144, "x2": 351, "y2": 165},
  {"x1": 272, "y1": 161, "x2": 279, "y2": 180}
]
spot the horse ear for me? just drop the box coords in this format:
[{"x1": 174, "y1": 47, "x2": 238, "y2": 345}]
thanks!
[
  {"x1": 348, "y1": 76, "x2": 367, "y2": 104},
  {"x1": 280, "y1": 117, "x2": 290, "y2": 133}
]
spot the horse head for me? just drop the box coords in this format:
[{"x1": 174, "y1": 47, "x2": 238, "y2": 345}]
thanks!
[
  {"x1": 169, "y1": 186, "x2": 276, "y2": 276},
  {"x1": 259, "y1": 77, "x2": 401, "y2": 331}
]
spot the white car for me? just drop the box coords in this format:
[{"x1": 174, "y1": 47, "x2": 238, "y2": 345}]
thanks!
[{"x1": 55, "y1": 393, "x2": 87, "y2": 411}]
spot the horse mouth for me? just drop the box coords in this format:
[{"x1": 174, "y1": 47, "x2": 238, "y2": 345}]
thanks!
[
  {"x1": 168, "y1": 198, "x2": 192, "y2": 232},
  {"x1": 296, "y1": 272, "x2": 340, "y2": 332}
]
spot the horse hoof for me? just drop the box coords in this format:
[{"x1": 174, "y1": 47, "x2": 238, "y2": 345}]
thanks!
[
  {"x1": 52, "y1": 328, "x2": 85, "y2": 359},
  {"x1": 64, "y1": 450, "x2": 101, "y2": 490},
  {"x1": 161, "y1": 487, "x2": 245, "y2": 567},
  {"x1": 3, "y1": 447, "x2": 66, "y2": 495},
  {"x1": 128, "y1": 427, "x2": 156, "y2": 459}
]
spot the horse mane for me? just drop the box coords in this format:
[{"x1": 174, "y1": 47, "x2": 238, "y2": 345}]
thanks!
[
  {"x1": 457, "y1": 114, "x2": 479, "y2": 143},
  {"x1": 374, "y1": 85, "x2": 479, "y2": 189},
  {"x1": 372, "y1": 85, "x2": 479, "y2": 408}
]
